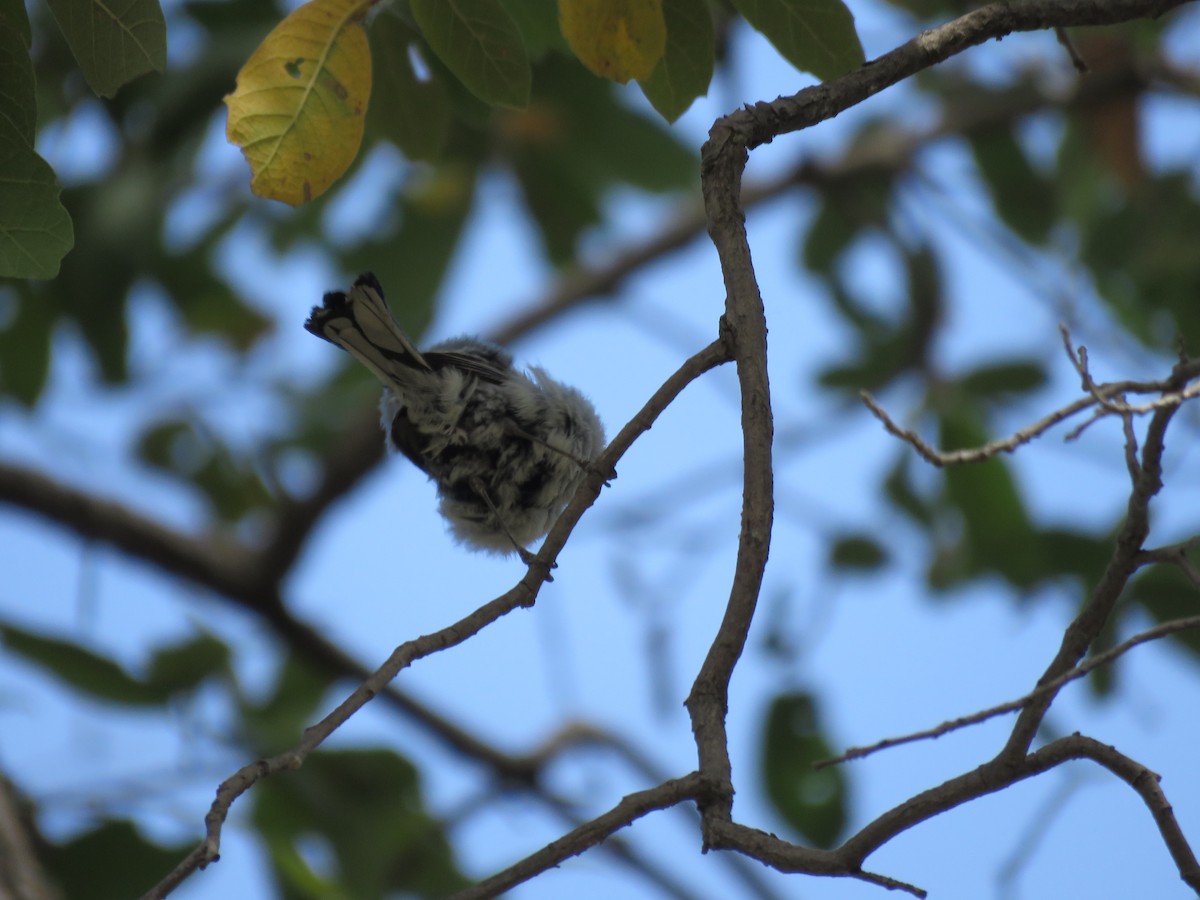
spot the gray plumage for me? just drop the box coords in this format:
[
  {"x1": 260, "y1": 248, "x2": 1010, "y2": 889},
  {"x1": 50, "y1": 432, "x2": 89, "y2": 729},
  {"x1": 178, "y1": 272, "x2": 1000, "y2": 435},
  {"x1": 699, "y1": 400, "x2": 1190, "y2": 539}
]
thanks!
[{"x1": 305, "y1": 273, "x2": 605, "y2": 556}]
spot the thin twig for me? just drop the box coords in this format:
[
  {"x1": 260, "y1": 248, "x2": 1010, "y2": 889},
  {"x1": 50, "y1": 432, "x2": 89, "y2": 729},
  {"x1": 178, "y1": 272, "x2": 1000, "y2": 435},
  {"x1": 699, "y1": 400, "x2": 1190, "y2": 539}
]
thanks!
[
  {"x1": 818, "y1": 614, "x2": 1200, "y2": 767},
  {"x1": 1137, "y1": 537, "x2": 1200, "y2": 588},
  {"x1": 1055, "y1": 26, "x2": 1090, "y2": 71},
  {"x1": 860, "y1": 342, "x2": 1200, "y2": 468}
]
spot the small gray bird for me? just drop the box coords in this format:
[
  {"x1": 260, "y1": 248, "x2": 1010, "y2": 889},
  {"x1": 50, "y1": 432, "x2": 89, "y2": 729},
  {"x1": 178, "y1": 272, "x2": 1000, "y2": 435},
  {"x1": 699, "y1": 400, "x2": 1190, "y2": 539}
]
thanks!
[{"x1": 305, "y1": 273, "x2": 605, "y2": 563}]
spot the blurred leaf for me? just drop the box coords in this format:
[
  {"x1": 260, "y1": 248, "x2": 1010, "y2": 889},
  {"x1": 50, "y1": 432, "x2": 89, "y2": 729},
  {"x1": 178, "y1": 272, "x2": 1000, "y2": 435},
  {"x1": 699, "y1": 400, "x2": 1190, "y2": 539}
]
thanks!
[
  {"x1": 729, "y1": 0, "x2": 864, "y2": 81},
  {"x1": 818, "y1": 245, "x2": 940, "y2": 392},
  {"x1": 138, "y1": 419, "x2": 194, "y2": 470},
  {"x1": 761, "y1": 692, "x2": 847, "y2": 848},
  {"x1": 968, "y1": 127, "x2": 1056, "y2": 245},
  {"x1": 410, "y1": 0, "x2": 530, "y2": 108},
  {"x1": 158, "y1": 261, "x2": 272, "y2": 351},
  {"x1": 225, "y1": 0, "x2": 372, "y2": 205},
  {"x1": 1079, "y1": 172, "x2": 1200, "y2": 348},
  {"x1": 137, "y1": 419, "x2": 274, "y2": 523},
  {"x1": 905, "y1": 243, "x2": 941, "y2": 345},
  {"x1": 959, "y1": 360, "x2": 1047, "y2": 399},
  {"x1": 41, "y1": 820, "x2": 193, "y2": 900},
  {"x1": 1129, "y1": 564, "x2": 1200, "y2": 659},
  {"x1": 0, "y1": 623, "x2": 164, "y2": 706},
  {"x1": 182, "y1": 0, "x2": 280, "y2": 34},
  {"x1": 829, "y1": 533, "x2": 888, "y2": 571},
  {"x1": 45, "y1": 0, "x2": 166, "y2": 97},
  {"x1": 0, "y1": 117, "x2": 74, "y2": 278},
  {"x1": 883, "y1": 453, "x2": 934, "y2": 526},
  {"x1": 1038, "y1": 528, "x2": 1113, "y2": 586},
  {"x1": 367, "y1": 14, "x2": 451, "y2": 161},
  {"x1": 504, "y1": 55, "x2": 694, "y2": 260},
  {"x1": 145, "y1": 634, "x2": 232, "y2": 696},
  {"x1": 802, "y1": 168, "x2": 895, "y2": 274},
  {"x1": 0, "y1": 10, "x2": 35, "y2": 141},
  {"x1": 498, "y1": 0, "x2": 564, "y2": 57},
  {"x1": 194, "y1": 458, "x2": 274, "y2": 523},
  {"x1": 638, "y1": 0, "x2": 714, "y2": 122},
  {"x1": 0, "y1": 290, "x2": 55, "y2": 404},
  {"x1": 241, "y1": 657, "x2": 334, "y2": 748},
  {"x1": 253, "y1": 749, "x2": 470, "y2": 897},
  {"x1": 1087, "y1": 601, "x2": 1122, "y2": 697},
  {"x1": 344, "y1": 162, "x2": 477, "y2": 331},
  {"x1": 935, "y1": 402, "x2": 1040, "y2": 589},
  {"x1": 0, "y1": 0, "x2": 31, "y2": 47},
  {"x1": 559, "y1": 0, "x2": 666, "y2": 84}
]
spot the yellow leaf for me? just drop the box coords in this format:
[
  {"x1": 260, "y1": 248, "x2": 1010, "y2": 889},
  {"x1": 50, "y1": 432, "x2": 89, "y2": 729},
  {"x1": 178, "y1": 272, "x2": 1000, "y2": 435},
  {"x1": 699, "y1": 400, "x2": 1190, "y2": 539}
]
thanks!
[
  {"x1": 224, "y1": 0, "x2": 372, "y2": 206},
  {"x1": 558, "y1": 0, "x2": 665, "y2": 84}
]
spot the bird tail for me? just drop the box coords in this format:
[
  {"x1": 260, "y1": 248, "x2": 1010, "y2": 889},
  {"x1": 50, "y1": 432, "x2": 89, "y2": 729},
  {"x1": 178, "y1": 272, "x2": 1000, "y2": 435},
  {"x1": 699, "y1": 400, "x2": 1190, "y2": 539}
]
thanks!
[{"x1": 305, "y1": 273, "x2": 433, "y2": 385}]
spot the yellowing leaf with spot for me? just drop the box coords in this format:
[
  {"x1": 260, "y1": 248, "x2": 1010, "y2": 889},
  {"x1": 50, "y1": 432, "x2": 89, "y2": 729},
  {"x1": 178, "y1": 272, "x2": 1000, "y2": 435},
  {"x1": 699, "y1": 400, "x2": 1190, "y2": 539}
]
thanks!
[
  {"x1": 225, "y1": 0, "x2": 372, "y2": 205},
  {"x1": 558, "y1": 0, "x2": 665, "y2": 84}
]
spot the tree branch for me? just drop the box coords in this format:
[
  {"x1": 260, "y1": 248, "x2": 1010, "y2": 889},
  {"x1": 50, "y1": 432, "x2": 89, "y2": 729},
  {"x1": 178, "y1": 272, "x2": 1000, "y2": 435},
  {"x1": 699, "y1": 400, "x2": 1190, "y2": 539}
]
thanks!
[
  {"x1": 860, "y1": 335, "x2": 1200, "y2": 467},
  {"x1": 140, "y1": 339, "x2": 732, "y2": 899},
  {"x1": 448, "y1": 773, "x2": 706, "y2": 900},
  {"x1": 682, "y1": 0, "x2": 1198, "y2": 890}
]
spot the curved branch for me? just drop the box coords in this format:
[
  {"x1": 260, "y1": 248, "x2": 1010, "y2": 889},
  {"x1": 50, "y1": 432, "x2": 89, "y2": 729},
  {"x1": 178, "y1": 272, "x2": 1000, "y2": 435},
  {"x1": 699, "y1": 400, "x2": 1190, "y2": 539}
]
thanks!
[
  {"x1": 682, "y1": 0, "x2": 1197, "y2": 888},
  {"x1": 448, "y1": 773, "x2": 706, "y2": 900}
]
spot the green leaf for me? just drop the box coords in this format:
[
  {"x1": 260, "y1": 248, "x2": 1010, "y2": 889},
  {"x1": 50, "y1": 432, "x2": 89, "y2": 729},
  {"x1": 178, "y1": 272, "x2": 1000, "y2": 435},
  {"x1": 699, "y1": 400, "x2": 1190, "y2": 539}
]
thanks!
[
  {"x1": 252, "y1": 749, "x2": 470, "y2": 897},
  {"x1": 1037, "y1": 528, "x2": 1113, "y2": 585},
  {"x1": 802, "y1": 167, "x2": 895, "y2": 273},
  {"x1": 41, "y1": 820, "x2": 193, "y2": 900},
  {"x1": 960, "y1": 360, "x2": 1047, "y2": 399},
  {"x1": 162, "y1": 265, "x2": 272, "y2": 351},
  {"x1": 136, "y1": 419, "x2": 274, "y2": 522},
  {"x1": 0, "y1": 7, "x2": 35, "y2": 142},
  {"x1": 497, "y1": 0, "x2": 564, "y2": 57},
  {"x1": 829, "y1": 533, "x2": 888, "y2": 571},
  {"x1": 883, "y1": 453, "x2": 934, "y2": 525},
  {"x1": 818, "y1": 247, "x2": 939, "y2": 392},
  {"x1": 761, "y1": 692, "x2": 847, "y2": 848},
  {"x1": 968, "y1": 127, "x2": 1056, "y2": 245},
  {"x1": 506, "y1": 55, "x2": 694, "y2": 260},
  {"x1": 1079, "y1": 172, "x2": 1200, "y2": 349},
  {"x1": 0, "y1": 624, "x2": 164, "y2": 706},
  {"x1": 0, "y1": 289, "x2": 55, "y2": 404},
  {"x1": 935, "y1": 403, "x2": 1040, "y2": 590},
  {"x1": 0, "y1": 116, "x2": 74, "y2": 279},
  {"x1": 410, "y1": 0, "x2": 531, "y2": 109},
  {"x1": 729, "y1": 0, "x2": 864, "y2": 82},
  {"x1": 241, "y1": 657, "x2": 334, "y2": 748},
  {"x1": 367, "y1": 14, "x2": 452, "y2": 161},
  {"x1": 45, "y1": 0, "x2": 166, "y2": 98},
  {"x1": 638, "y1": 0, "x2": 715, "y2": 122},
  {"x1": 144, "y1": 634, "x2": 231, "y2": 696},
  {"x1": 1130, "y1": 564, "x2": 1200, "y2": 659},
  {"x1": 0, "y1": 0, "x2": 32, "y2": 48}
]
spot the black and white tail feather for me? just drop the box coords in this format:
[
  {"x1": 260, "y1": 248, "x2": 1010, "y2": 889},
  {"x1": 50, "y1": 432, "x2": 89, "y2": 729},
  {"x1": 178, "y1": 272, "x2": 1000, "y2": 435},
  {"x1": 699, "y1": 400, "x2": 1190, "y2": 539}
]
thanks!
[{"x1": 305, "y1": 273, "x2": 605, "y2": 563}]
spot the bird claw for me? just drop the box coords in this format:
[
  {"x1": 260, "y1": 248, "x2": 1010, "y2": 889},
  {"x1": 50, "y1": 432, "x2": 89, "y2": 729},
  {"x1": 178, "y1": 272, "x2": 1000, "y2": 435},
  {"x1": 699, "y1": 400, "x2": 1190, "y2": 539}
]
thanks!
[{"x1": 518, "y1": 547, "x2": 557, "y2": 582}]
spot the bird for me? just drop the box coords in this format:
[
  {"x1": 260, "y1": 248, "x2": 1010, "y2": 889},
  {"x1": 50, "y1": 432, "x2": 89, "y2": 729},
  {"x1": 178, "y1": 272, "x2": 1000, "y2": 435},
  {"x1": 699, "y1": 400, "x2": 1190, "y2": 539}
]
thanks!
[{"x1": 305, "y1": 272, "x2": 605, "y2": 565}]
